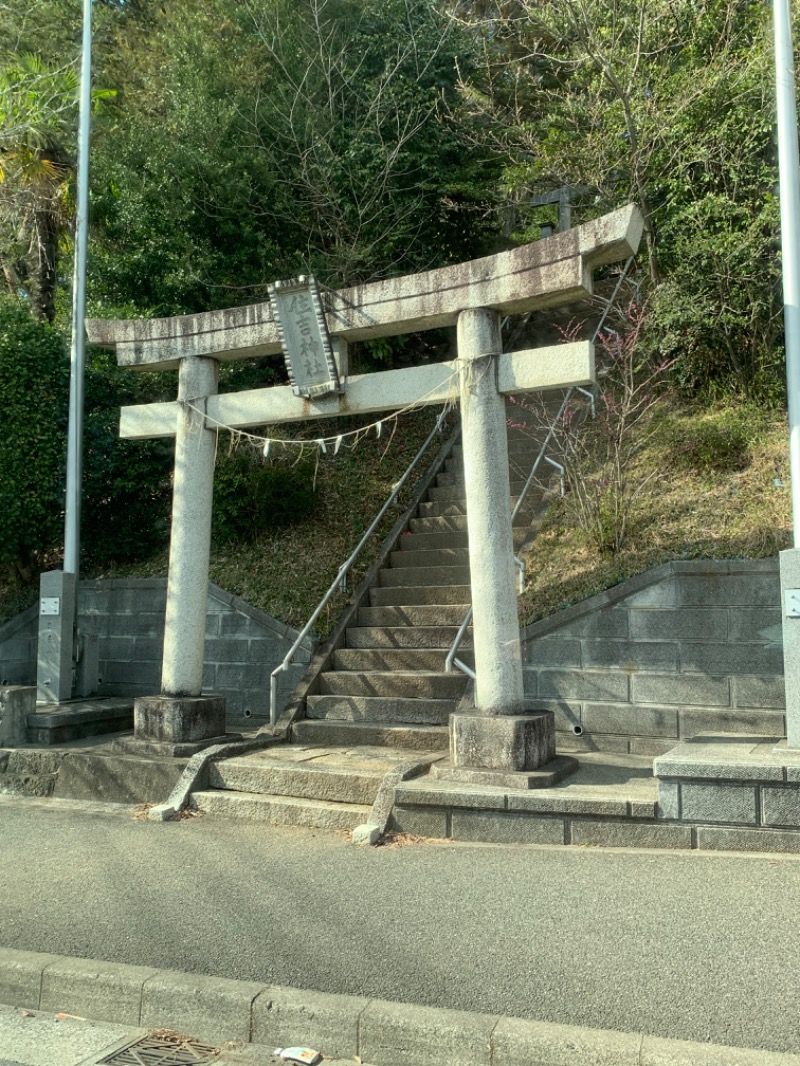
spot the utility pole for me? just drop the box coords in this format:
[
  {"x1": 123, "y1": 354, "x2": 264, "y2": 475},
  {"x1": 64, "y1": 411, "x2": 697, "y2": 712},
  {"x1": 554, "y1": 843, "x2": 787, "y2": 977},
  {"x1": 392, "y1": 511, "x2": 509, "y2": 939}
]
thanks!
[
  {"x1": 64, "y1": 0, "x2": 92, "y2": 577},
  {"x1": 37, "y1": 0, "x2": 94, "y2": 706},
  {"x1": 774, "y1": 0, "x2": 800, "y2": 746}
]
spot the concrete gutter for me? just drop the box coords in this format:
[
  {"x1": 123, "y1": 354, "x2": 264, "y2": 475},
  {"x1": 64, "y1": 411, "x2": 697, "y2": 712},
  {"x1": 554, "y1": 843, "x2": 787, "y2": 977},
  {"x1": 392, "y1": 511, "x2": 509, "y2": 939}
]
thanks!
[{"x1": 0, "y1": 948, "x2": 796, "y2": 1066}]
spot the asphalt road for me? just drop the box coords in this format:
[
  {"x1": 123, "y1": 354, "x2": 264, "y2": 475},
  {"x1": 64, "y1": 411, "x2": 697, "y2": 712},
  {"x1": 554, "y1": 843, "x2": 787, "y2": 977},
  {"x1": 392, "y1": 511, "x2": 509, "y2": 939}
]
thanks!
[{"x1": 0, "y1": 796, "x2": 797, "y2": 1056}]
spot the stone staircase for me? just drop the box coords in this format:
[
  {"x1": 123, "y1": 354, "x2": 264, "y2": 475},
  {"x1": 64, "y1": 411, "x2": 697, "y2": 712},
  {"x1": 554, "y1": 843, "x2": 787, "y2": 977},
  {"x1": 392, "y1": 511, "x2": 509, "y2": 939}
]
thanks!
[{"x1": 191, "y1": 396, "x2": 563, "y2": 828}]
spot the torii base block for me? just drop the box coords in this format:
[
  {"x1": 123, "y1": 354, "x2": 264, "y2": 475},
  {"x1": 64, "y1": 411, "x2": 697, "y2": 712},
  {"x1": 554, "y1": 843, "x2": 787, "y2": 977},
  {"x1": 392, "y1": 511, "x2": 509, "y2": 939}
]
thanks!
[
  {"x1": 113, "y1": 694, "x2": 240, "y2": 758},
  {"x1": 433, "y1": 711, "x2": 579, "y2": 789}
]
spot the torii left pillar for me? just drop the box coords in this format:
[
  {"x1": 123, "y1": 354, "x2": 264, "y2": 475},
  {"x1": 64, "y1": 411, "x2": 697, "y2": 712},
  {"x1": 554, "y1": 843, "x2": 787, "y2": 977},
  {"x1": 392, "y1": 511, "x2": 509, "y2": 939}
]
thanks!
[{"x1": 119, "y1": 355, "x2": 234, "y2": 756}]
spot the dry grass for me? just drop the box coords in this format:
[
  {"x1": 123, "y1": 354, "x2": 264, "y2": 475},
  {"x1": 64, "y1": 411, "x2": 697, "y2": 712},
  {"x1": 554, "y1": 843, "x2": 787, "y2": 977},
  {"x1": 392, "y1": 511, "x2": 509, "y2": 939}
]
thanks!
[
  {"x1": 0, "y1": 406, "x2": 446, "y2": 635},
  {"x1": 518, "y1": 397, "x2": 792, "y2": 625},
  {"x1": 1, "y1": 397, "x2": 792, "y2": 638}
]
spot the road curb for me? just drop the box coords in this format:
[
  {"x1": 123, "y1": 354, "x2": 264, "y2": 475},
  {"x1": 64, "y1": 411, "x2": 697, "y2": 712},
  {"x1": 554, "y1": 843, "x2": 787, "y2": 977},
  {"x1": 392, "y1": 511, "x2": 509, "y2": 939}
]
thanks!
[{"x1": 0, "y1": 948, "x2": 797, "y2": 1066}]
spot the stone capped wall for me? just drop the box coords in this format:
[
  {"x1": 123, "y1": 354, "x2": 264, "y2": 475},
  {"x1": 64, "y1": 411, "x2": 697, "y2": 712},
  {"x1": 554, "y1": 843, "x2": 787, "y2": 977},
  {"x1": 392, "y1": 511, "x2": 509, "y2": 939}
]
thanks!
[
  {"x1": 522, "y1": 559, "x2": 784, "y2": 755},
  {"x1": 0, "y1": 579, "x2": 313, "y2": 719}
]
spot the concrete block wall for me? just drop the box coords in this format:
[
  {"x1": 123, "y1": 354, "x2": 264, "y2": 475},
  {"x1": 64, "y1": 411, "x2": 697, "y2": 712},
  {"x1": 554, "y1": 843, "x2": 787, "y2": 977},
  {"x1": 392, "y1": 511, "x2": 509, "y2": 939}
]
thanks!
[
  {"x1": 0, "y1": 579, "x2": 313, "y2": 719},
  {"x1": 0, "y1": 604, "x2": 38, "y2": 687},
  {"x1": 522, "y1": 560, "x2": 784, "y2": 754}
]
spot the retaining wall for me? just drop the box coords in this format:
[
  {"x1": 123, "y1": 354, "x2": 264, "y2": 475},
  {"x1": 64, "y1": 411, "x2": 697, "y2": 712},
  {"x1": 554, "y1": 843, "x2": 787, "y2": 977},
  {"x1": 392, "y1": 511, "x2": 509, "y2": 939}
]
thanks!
[
  {"x1": 522, "y1": 559, "x2": 784, "y2": 754},
  {"x1": 0, "y1": 579, "x2": 313, "y2": 719},
  {"x1": 0, "y1": 605, "x2": 37, "y2": 688}
]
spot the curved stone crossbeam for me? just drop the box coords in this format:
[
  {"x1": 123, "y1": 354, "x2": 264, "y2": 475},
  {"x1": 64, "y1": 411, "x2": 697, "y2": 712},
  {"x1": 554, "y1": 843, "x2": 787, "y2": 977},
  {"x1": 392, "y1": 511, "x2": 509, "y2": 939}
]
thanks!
[{"x1": 86, "y1": 205, "x2": 643, "y2": 372}]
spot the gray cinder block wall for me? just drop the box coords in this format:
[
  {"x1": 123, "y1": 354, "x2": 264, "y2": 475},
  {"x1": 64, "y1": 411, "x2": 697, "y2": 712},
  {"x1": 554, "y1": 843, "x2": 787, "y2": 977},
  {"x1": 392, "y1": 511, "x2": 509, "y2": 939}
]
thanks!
[
  {"x1": 0, "y1": 604, "x2": 38, "y2": 687},
  {"x1": 522, "y1": 560, "x2": 784, "y2": 755},
  {"x1": 0, "y1": 579, "x2": 313, "y2": 718}
]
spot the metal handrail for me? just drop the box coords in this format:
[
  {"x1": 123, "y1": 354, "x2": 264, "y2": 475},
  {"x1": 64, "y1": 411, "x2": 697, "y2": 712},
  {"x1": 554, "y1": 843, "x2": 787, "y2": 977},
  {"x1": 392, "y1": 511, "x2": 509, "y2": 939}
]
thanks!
[
  {"x1": 269, "y1": 407, "x2": 453, "y2": 723},
  {"x1": 445, "y1": 255, "x2": 635, "y2": 677}
]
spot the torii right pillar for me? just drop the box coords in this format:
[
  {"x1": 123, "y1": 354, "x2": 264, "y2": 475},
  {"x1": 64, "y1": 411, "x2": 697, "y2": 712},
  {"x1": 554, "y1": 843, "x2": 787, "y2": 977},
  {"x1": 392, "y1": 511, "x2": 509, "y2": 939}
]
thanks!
[{"x1": 438, "y1": 307, "x2": 577, "y2": 788}]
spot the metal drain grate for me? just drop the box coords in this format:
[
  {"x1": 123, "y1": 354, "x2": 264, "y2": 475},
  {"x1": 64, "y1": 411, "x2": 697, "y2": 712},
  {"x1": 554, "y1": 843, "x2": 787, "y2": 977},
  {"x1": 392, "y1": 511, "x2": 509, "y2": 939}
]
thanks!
[{"x1": 97, "y1": 1031, "x2": 220, "y2": 1065}]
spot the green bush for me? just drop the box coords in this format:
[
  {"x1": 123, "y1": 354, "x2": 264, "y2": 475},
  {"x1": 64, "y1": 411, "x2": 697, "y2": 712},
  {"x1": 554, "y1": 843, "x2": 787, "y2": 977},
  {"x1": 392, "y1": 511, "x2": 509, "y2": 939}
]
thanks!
[
  {"x1": 0, "y1": 299, "x2": 69, "y2": 580},
  {"x1": 81, "y1": 348, "x2": 175, "y2": 566},
  {"x1": 659, "y1": 406, "x2": 766, "y2": 475},
  {"x1": 212, "y1": 448, "x2": 318, "y2": 544}
]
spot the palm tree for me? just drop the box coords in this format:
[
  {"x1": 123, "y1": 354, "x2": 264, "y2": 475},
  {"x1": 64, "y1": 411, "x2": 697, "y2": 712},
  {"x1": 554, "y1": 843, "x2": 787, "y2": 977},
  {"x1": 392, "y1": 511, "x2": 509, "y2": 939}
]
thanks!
[{"x1": 0, "y1": 53, "x2": 77, "y2": 322}]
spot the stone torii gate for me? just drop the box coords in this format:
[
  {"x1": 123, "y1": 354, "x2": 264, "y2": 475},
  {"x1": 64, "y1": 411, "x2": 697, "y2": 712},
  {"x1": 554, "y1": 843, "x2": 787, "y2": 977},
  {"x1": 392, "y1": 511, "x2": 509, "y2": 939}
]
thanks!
[{"x1": 87, "y1": 204, "x2": 643, "y2": 777}]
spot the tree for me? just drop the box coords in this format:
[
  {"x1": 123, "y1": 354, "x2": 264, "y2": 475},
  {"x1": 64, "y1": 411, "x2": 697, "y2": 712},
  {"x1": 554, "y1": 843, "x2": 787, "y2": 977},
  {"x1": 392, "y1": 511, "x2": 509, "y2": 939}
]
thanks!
[
  {"x1": 451, "y1": 0, "x2": 779, "y2": 395},
  {"x1": 87, "y1": 0, "x2": 500, "y2": 316},
  {"x1": 0, "y1": 298, "x2": 69, "y2": 580},
  {"x1": 0, "y1": 53, "x2": 77, "y2": 320}
]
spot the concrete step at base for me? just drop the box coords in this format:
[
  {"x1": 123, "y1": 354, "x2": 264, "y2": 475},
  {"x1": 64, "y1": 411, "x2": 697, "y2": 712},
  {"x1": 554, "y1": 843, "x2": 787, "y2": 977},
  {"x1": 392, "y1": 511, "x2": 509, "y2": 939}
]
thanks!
[
  {"x1": 208, "y1": 748, "x2": 393, "y2": 805},
  {"x1": 395, "y1": 531, "x2": 469, "y2": 552},
  {"x1": 346, "y1": 626, "x2": 471, "y2": 650},
  {"x1": 380, "y1": 565, "x2": 471, "y2": 588},
  {"x1": 357, "y1": 605, "x2": 471, "y2": 627},
  {"x1": 191, "y1": 789, "x2": 370, "y2": 831},
  {"x1": 389, "y1": 548, "x2": 470, "y2": 569},
  {"x1": 306, "y1": 694, "x2": 455, "y2": 725},
  {"x1": 320, "y1": 669, "x2": 468, "y2": 700},
  {"x1": 369, "y1": 584, "x2": 471, "y2": 607},
  {"x1": 292, "y1": 718, "x2": 449, "y2": 751},
  {"x1": 333, "y1": 648, "x2": 463, "y2": 671}
]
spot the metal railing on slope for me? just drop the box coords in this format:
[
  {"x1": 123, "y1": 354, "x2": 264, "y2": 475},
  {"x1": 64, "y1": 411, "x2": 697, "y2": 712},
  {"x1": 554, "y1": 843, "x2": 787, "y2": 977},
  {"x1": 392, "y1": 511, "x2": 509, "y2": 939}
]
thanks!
[
  {"x1": 269, "y1": 407, "x2": 454, "y2": 724},
  {"x1": 445, "y1": 256, "x2": 635, "y2": 680}
]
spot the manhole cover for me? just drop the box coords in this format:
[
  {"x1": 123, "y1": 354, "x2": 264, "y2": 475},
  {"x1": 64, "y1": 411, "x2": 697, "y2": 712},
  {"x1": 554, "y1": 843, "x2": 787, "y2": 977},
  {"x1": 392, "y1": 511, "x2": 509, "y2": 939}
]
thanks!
[{"x1": 97, "y1": 1031, "x2": 220, "y2": 1065}]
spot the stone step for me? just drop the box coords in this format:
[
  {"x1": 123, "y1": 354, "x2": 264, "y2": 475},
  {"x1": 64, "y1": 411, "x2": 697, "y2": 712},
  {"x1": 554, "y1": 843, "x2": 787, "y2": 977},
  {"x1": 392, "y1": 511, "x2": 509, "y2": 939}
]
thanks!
[
  {"x1": 389, "y1": 548, "x2": 470, "y2": 569},
  {"x1": 333, "y1": 648, "x2": 463, "y2": 671},
  {"x1": 379, "y1": 565, "x2": 472, "y2": 588},
  {"x1": 346, "y1": 626, "x2": 471, "y2": 650},
  {"x1": 417, "y1": 498, "x2": 535, "y2": 522},
  {"x1": 0, "y1": 749, "x2": 62, "y2": 798},
  {"x1": 306, "y1": 695, "x2": 455, "y2": 725},
  {"x1": 368, "y1": 584, "x2": 472, "y2": 607},
  {"x1": 320, "y1": 669, "x2": 468, "y2": 700},
  {"x1": 292, "y1": 718, "x2": 449, "y2": 751},
  {"x1": 451, "y1": 437, "x2": 550, "y2": 459},
  {"x1": 357, "y1": 605, "x2": 471, "y2": 627},
  {"x1": 25, "y1": 699, "x2": 134, "y2": 746},
  {"x1": 435, "y1": 471, "x2": 532, "y2": 492},
  {"x1": 427, "y1": 484, "x2": 469, "y2": 503},
  {"x1": 396, "y1": 530, "x2": 469, "y2": 551},
  {"x1": 207, "y1": 746, "x2": 396, "y2": 805},
  {"x1": 191, "y1": 789, "x2": 371, "y2": 831},
  {"x1": 406, "y1": 517, "x2": 531, "y2": 548},
  {"x1": 417, "y1": 500, "x2": 467, "y2": 518},
  {"x1": 410, "y1": 514, "x2": 469, "y2": 533}
]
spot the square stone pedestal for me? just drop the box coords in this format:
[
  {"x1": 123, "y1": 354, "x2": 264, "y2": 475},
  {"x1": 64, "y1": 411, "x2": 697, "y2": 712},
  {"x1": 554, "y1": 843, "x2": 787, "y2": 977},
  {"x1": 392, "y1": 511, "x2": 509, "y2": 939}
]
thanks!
[
  {"x1": 434, "y1": 711, "x2": 578, "y2": 789},
  {"x1": 112, "y1": 694, "x2": 240, "y2": 757}
]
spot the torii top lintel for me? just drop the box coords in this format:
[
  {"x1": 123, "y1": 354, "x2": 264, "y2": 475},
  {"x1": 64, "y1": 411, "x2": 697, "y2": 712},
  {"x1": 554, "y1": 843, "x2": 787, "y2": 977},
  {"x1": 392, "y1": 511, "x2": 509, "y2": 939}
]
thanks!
[{"x1": 85, "y1": 206, "x2": 643, "y2": 372}]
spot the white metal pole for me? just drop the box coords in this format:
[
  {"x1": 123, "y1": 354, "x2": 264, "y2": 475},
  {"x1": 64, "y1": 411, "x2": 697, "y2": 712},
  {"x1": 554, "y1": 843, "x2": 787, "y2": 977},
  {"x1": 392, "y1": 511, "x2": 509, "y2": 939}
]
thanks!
[
  {"x1": 775, "y1": 0, "x2": 800, "y2": 547},
  {"x1": 64, "y1": 0, "x2": 92, "y2": 576}
]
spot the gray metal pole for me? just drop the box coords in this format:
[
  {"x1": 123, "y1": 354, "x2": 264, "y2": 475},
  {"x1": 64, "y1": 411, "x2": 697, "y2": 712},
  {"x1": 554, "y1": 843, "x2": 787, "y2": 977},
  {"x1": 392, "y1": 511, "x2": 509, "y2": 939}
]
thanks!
[
  {"x1": 64, "y1": 0, "x2": 92, "y2": 576},
  {"x1": 774, "y1": 0, "x2": 800, "y2": 547}
]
